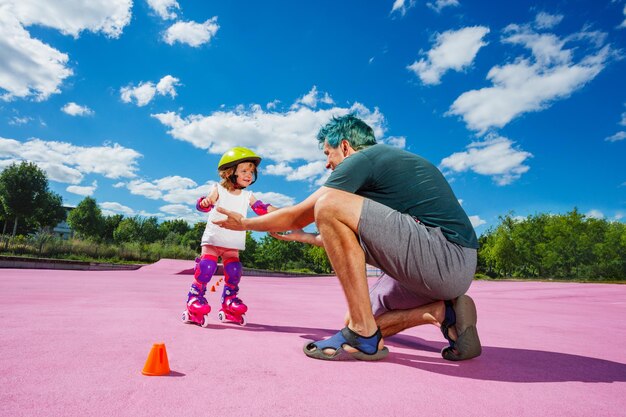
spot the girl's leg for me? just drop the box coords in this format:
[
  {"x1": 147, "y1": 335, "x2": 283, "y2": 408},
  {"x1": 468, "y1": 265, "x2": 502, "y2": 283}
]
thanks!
[
  {"x1": 221, "y1": 251, "x2": 247, "y2": 315},
  {"x1": 186, "y1": 246, "x2": 218, "y2": 318}
]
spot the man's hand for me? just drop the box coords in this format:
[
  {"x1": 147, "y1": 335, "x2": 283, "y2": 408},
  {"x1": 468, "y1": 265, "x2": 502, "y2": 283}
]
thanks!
[
  {"x1": 269, "y1": 229, "x2": 323, "y2": 246},
  {"x1": 213, "y1": 207, "x2": 246, "y2": 231},
  {"x1": 269, "y1": 229, "x2": 308, "y2": 242}
]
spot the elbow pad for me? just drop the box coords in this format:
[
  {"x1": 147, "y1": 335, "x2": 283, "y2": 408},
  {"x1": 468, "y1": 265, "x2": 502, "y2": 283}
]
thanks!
[
  {"x1": 251, "y1": 200, "x2": 270, "y2": 215},
  {"x1": 196, "y1": 197, "x2": 214, "y2": 213}
]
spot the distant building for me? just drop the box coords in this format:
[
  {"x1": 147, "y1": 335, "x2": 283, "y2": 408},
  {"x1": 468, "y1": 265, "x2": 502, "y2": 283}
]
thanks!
[{"x1": 52, "y1": 206, "x2": 74, "y2": 239}]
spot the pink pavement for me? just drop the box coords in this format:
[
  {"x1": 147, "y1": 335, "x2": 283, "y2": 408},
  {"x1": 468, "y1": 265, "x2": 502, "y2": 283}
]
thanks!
[{"x1": 1, "y1": 259, "x2": 625, "y2": 417}]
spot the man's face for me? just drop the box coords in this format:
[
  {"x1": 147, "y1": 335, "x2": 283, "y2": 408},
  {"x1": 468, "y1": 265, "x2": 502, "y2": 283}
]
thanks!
[{"x1": 323, "y1": 140, "x2": 346, "y2": 171}]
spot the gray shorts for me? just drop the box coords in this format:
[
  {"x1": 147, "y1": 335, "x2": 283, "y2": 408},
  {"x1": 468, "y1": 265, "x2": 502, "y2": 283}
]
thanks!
[{"x1": 358, "y1": 199, "x2": 477, "y2": 317}]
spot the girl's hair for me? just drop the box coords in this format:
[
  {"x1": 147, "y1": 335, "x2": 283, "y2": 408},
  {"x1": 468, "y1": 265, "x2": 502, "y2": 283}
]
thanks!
[
  {"x1": 218, "y1": 166, "x2": 237, "y2": 191},
  {"x1": 316, "y1": 113, "x2": 377, "y2": 150}
]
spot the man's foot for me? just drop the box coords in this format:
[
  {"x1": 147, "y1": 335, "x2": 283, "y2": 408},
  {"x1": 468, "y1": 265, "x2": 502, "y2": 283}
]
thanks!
[{"x1": 440, "y1": 295, "x2": 481, "y2": 361}]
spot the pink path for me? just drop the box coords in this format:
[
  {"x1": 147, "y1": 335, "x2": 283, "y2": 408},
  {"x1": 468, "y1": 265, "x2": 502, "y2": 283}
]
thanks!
[{"x1": 1, "y1": 259, "x2": 625, "y2": 417}]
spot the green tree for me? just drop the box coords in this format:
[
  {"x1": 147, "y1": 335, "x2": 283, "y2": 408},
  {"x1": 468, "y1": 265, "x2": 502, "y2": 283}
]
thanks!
[
  {"x1": 141, "y1": 217, "x2": 162, "y2": 243},
  {"x1": 254, "y1": 234, "x2": 305, "y2": 271},
  {"x1": 67, "y1": 197, "x2": 104, "y2": 239},
  {"x1": 239, "y1": 231, "x2": 258, "y2": 266},
  {"x1": 160, "y1": 219, "x2": 191, "y2": 236},
  {"x1": 181, "y1": 222, "x2": 206, "y2": 251},
  {"x1": 303, "y1": 244, "x2": 332, "y2": 273},
  {"x1": 0, "y1": 162, "x2": 50, "y2": 236},
  {"x1": 102, "y1": 214, "x2": 124, "y2": 242},
  {"x1": 33, "y1": 191, "x2": 65, "y2": 231},
  {"x1": 113, "y1": 216, "x2": 142, "y2": 243}
]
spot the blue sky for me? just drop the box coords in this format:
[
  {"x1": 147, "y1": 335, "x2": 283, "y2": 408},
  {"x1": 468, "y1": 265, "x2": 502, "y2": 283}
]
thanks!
[{"x1": 1, "y1": 0, "x2": 625, "y2": 234}]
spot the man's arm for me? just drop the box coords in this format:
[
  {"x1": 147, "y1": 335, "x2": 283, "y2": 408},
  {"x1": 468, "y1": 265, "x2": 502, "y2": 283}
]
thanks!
[{"x1": 214, "y1": 186, "x2": 330, "y2": 232}]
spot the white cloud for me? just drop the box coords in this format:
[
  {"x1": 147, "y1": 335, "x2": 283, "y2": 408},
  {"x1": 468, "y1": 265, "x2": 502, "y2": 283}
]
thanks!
[
  {"x1": 159, "y1": 204, "x2": 192, "y2": 216},
  {"x1": 265, "y1": 161, "x2": 327, "y2": 182},
  {"x1": 449, "y1": 18, "x2": 611, "y2": 133},
  {"x1": 61, "y1": 102, "x2": 94, "y2": 116},
  {"x1": 605, "y1": 131, "x2": 626, "y2": 142},
  {"x1": 120, "y1": 75, "x2": 181, "y2": 106},
  {"x1": 156, "y1": 75, "x2": 181, "y2": 98},
  {"x1": 0, "y1": 8, "x2": 72, "y2": 101},
  {"x1": 407, "y1": 26, "x2": 490, "y2": 85},
  {"x1": 147, "y1": 0, "x2": 180, "y2": 20},
  {"x1": 383, "y1": 136, "x2": 406, "y2": 148},
  {"x1": 585, "y1": 209, "x2": 604, "y2": 219},
  {"x1": 118, "y1": 176, "x2": 213, "y2": 204},
  {"x1": 426, "y1": 0, "x2": 460, "y2": 13},
  {"x1": 391, "y1": 0, "x2": 415, "y2": 16},
  {"x1": 534, "y1": 12, "x2": 563, "y2": 29},
  {"x1": 8, "y1": 116, "x2": 32, "y2": 125},
  {"x1": 152, "y1": 91, "x2": 387, "y2": 184},
  {"x1": 4, "y1": 0, "x2": 132, "y2": 38},
  {"x1": 620, "y1": 106, "x2": 626, "y2": 126},
  {"x1": 100, "y1": 201, "x2": 136, "y2": 217},
  {"x1": 293, "y1": 86, "x2": 334, "y2": 109},
  {"x1": 252, "y1": 192, "x2": 296, "y2": 208},
  {"x1": 469, "y1": 215, "x2": 486, "y2": 228},
  {"x1": 266, "y1": 99, "x2": 280, "y2": 110},
  {"x1": 440, "y1": 134, "x2": 533, "y2": 185},
  {"x1": 66, "y1": 181, "x2": 97, "y2": 196},
  {"x1": 163, "y1": 17, "x2": 219, "y2": 47},
  {"x1": 619, "y1": 5, "x2": 626, "y2": 29},
  {"x1": 0, "y1": 137, "x2": 141, "y2": 184}
]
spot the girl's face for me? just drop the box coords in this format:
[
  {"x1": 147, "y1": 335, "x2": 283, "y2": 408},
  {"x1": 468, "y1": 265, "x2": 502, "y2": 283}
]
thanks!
[{"x1": 235, "y1": 162, "x2": 256, "y2": 188}]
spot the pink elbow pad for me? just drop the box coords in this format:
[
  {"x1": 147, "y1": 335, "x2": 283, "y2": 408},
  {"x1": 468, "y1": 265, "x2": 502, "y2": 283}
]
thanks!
[
  {"x1": 196, "y1": 197, "x2": 214, "y2": 213},
  {"x1": 252, "y1": 200, "x2": 270, "y2": 215}
]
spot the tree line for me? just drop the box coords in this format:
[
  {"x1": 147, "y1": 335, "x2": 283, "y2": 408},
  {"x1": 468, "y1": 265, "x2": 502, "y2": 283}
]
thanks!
[
  {"x1": 0, "y1": 161, "x2": 331, "y2": 273},
  {"x1": 478, "y1": 210, "x2": 626, "y2": 280},
  {"x1": 2, "y1": 161, "x2": 625, "y2": 279}
]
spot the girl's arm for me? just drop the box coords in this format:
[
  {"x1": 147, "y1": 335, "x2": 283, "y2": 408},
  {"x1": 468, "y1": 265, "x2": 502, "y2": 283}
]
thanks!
[
  {"x1": 249, "y1": 194, "x2": 278, "y2": 215},
  {"x1": 197, "y1": 185, "x2": 219, "y2": 212}
]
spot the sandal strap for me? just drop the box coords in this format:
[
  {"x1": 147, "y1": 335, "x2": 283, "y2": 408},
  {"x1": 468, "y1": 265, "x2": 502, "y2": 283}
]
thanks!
[
  {"x1": 341, "y1": 327, "x2": 382, "y2": 355},
  {"x1": 310, "y1": 327, "x2": 382, "y2": 356}
]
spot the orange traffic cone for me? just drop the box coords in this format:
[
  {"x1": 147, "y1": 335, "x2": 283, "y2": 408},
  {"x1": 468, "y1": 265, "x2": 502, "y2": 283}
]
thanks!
[
  {"x1": 215, "y1": 281, "x2": 220, "y2": 286},
  {"x1": 142, "y1": 343, "x2": 171, "y2": 376},
  {"x1": 210, "y1": 285, "x2": 216, "y2": 292}
]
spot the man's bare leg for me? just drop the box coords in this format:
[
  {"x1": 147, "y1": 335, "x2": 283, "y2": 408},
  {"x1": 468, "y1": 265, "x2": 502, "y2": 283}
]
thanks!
[
  {"x1": 314, "y1": 190, "x2": 383, "y2": 354},
  {"x1": 346, "y1": 301, "x2": 458, "y2": 341}
]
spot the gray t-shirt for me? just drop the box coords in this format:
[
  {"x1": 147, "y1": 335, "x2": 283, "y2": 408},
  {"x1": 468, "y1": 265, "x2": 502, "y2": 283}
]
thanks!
[{"x1": 324, "y1": 144, "x2": 478, "y2": 249}]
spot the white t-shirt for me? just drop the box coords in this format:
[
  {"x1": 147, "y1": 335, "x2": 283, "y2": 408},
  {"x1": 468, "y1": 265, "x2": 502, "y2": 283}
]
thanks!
[{"x1": 201, "y1": 184, "x2": 251, "y2": 250}]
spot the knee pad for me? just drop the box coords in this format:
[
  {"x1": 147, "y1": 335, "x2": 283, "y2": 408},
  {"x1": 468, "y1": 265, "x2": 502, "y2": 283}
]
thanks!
[
  {"x1": 223, "y1": 258, "x2": 242, "y2": 286},
  {"x1": 194, "y1": 255, "x2": 218, "y2": 284}
]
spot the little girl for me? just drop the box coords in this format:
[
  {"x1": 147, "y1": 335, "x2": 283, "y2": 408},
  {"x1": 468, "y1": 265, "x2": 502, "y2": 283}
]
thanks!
[{"x1": 182, "y1": 147, "x2": 277, "y2": 327}]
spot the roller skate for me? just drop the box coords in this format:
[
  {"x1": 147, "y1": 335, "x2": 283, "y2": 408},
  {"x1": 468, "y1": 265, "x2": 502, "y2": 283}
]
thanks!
[
  {"x1": 217, "y1": 289, "x2": 247, "y2": 326},
  {"x1": 182, "y1": 283, "x2": 211, "y2": 327}
]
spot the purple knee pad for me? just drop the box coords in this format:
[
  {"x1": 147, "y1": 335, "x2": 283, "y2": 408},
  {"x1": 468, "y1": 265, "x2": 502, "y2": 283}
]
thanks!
[
  {"x1": 223, "y1": 260, "x2": 242, "y2": 286},
  {"x1": 194, "y1": 256, "x2": 217, "y2": 284}
]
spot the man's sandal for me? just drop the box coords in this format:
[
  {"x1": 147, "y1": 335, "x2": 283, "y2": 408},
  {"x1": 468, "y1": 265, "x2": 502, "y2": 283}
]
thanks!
[
  {"x1": 303, "y1": 327, "x2": 389, "y2": 361},
  {"x1": 440, "y1": 295, "x2": 482, "y2": 361}
]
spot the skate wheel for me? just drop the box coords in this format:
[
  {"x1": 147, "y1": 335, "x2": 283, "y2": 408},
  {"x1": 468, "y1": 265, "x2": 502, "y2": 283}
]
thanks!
[
  {"x1": 201, "y1": 315, "x2": 211, "y2": 328},
  {"x1": 240, "y1": 315, "x2": 247, "y2": 326},
  {"x1": 182, "y1": 310, "x2": 190, "y2": 323},
  {"x1": 217, "y1": 311, "x2": 226, "y2": 322}
]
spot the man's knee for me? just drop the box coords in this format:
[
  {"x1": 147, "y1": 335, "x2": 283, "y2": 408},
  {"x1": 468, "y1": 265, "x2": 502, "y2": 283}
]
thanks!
[{"x1": 314, "y1": 189, "x2": 359, "y2": 222}]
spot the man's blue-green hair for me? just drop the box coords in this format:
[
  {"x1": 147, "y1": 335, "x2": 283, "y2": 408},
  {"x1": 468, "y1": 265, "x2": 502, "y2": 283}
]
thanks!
[{"x1": 316, "y1": 113, "x2": 377, "y2": 150}]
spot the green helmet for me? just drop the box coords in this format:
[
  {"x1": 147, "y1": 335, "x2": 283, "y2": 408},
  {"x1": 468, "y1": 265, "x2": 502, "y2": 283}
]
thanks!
[{"x1": 218, "y1": 147, "x2": 262, "y2": 170}]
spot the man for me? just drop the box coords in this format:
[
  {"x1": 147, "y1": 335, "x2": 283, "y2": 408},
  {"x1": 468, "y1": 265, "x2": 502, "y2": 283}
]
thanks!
[{"x1": 214, "y1": 114, "x2": 481, "y2": 362}]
